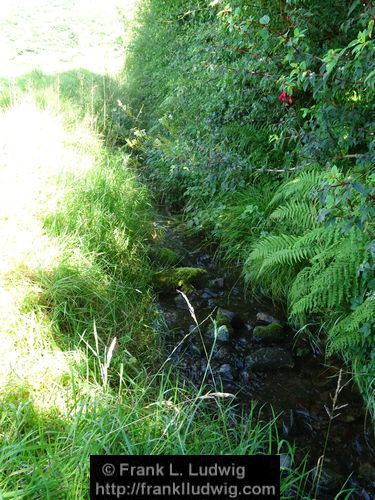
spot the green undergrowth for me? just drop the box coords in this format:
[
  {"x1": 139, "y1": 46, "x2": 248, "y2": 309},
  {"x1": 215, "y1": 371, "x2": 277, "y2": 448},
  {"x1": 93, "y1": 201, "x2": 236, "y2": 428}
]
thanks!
[
  {"x1": 124, "y1": 0, "x2": 374, "y2": 419},
  {"x1": 0, "y1": 37, "x2": 309, "y2": 500}
]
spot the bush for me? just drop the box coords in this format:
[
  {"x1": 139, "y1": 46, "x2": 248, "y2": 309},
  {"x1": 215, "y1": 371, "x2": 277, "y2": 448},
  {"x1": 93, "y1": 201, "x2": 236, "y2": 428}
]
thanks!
[{"x1": 125, "y1": 0, "x2": 374, "y2": 414}]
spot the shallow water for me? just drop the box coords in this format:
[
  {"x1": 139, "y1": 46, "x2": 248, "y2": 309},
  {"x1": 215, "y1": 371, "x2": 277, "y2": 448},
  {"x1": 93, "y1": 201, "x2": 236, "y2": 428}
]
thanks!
[{"x1": 157, "y1": 215, "x2": 375, "y2": 498}]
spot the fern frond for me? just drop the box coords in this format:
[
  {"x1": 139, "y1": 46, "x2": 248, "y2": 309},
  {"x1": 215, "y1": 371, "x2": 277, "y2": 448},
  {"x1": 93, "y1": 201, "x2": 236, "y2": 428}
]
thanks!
[
  {"x1": 270, "y1": 200, "x2": 318, "y2": 231},
  {"x1": 327, "y1": 294, "x2": 375, "y2": 355},
  {"x1": 289, "y1": 228, "x2": 370, "y2": 323},
  {"x1": 270, "y1": 169, "x2": 323, "y2": 206}
]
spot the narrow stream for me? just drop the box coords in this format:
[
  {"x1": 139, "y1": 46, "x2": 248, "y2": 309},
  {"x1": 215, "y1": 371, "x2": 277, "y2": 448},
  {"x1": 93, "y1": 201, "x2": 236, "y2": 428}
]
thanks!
[{"x1": 156, "y1": 215, "x2": 375, "y2": 498}]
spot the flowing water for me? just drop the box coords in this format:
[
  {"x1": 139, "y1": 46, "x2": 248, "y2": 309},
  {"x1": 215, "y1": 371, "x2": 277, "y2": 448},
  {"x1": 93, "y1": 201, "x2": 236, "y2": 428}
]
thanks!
[{"x1": 156, "y1": 214, "x2": 375, "y2": 498}]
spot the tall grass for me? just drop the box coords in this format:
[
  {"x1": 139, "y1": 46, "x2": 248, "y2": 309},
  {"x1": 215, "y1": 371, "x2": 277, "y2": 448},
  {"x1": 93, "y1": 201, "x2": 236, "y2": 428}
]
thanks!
[{"x1": 0, "y1": 56, "x2": 311, "y2": 499}]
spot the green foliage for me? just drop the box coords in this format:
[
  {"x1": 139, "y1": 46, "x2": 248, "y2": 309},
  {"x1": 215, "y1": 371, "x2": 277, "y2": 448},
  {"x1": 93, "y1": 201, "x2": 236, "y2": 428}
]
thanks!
[
  {"x1": 328, "y1": 294, "x2": 375, "y2": 354},
  {"x1": 126, "y1": 0, "x2": 374, "y2": 412}
]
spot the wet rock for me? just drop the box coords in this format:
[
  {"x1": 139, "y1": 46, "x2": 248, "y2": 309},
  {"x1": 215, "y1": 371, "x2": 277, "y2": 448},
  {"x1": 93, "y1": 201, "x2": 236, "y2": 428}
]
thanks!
[
  {"x1": 214, "y1": 345, "x2": 231, "y2": 361},
  {"x1": 206, "y1": 324, "x2": 233, "y2": 343},
  {"x1": 216, "y1": 325, "x2": 231, "y2": 342},
  {"x1": 201, "y1": 288, "x2": 219, "y2": 299},
  {"x1": 314, "y1": 468, "x2": 345, "y2": 495},
  {"x1": 209, "y1": 277, "x2": 225, "y2": 289},
  {"x1": 245, "y1": 348, "x2": 294, "y2": 371},
  {"x1": 234, "y1": 358, "x2": 245, "y2": 370},
  {"x1": 239, "y1": 370, "x2": 250, "y2": 384},
  {"x1": 208, "y1": 299, "x2": 217, "y2": 308},
  {"x1": 218, "y1": 364, "x2": 234, "y2": 381},
  {"x1": 253, "y1": 322, "x2": 286, "y2": 343},
  {"x1": 358, "y1": 462, "x2": 375, "y2": 484},
  {"x1": 216, "y1": 308, "x2": 236, "y2": 327},
  {"x1": 235, "y1": 337, "x2": 250, "y2": 354},
  {"x1": 154, "y1": 267, "x2": 208, "y2": 293},
  {"x1": 256, "y1": 312, "x2": 282, "y2": 324}
]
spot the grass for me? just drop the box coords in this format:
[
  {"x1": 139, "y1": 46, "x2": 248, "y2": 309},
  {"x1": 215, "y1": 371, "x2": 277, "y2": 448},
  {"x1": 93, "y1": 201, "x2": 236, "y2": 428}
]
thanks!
[
  {"x1": 1, "y1": 1, "x2": 356, "y2": 498},
  {"x1": 0, "y1": 7, "x2": 309, "y2": 499}
]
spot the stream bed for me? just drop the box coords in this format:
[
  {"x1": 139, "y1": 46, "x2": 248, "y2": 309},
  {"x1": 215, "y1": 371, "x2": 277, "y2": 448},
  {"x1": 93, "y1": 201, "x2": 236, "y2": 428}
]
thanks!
[{"x1": 156, "y1": 215, "x2": 375, "y2": 498}]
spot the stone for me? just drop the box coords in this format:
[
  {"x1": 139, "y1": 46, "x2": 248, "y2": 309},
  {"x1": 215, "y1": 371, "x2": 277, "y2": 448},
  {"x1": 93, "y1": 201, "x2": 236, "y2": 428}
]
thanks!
[
  {"x1": 216, "y1": 325, "x2": 231, "y2": 342},
  {"x1": 218, "y1": 364, "x2": 234, "y2": 381},
  {"x1": 253, "y1": 322, "x2": 286, "y2": 343},
  {"x1": 209, "y1": 278, "x2": 225, "y2": 289},
  {"x1": 256, "y1": 312, "x2": 282, "y2": 324},
  {"x1": 239, "y1": 370, "x2": 250, "y2": 384},
  {"x1": 235, "y1": 337, "x2": 250, "y2": 353},
  {"x1": 234, "y1": 358, "x2": 245, "y2": 370},
  {"x1": 201, "y1": 288, "x2": 219, "y2": 299},
  {"x1": 205, "y1": 324, "x2": 233, "y2": 343},
  {"x1": 214, "y1": 346, "x2": 231, "y2": 361},
  {"x1": 216, "y1": 308, "x2": 236, "y2": 327},
  {"x1": 245, "y1": 348, "x2": 294, "y2": 371},
  {"x1": 154, "y1": 267, "x2": 208, "y2": 293}
]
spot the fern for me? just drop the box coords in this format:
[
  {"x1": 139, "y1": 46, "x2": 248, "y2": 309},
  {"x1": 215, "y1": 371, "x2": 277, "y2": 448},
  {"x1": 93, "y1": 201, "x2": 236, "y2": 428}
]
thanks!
[
  {"x1": 270, "y1": 169, "x2": 323, "y2": 206},
  {"x1": 289, "y1": 228, "x2": 369, "y2": 324},
  {"x1": 270, "y1": 200, "x2": 318, "y2": 232},
  {"x1": 245, "y1": 233, "x2": 314, "y2": 299},
  {"x1": 327, "y1": 294, "x2": 375, "y2": 355}
]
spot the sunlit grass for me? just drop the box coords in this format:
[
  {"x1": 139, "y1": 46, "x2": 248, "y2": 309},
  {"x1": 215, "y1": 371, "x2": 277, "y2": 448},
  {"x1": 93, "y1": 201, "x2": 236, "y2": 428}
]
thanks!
[
  {"x1": 0, "y1": 71, "x2": 305, "y2": 498},
  {"x1": 0, "y1": 2, "x2": 311, "y2": 498},
  {"x1": 0, "y1": 0, "x2": 136, "y2": 78}
]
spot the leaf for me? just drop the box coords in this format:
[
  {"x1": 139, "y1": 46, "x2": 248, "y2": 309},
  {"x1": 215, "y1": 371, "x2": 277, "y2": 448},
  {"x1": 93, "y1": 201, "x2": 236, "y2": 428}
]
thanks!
[
  {"x1": 259, "y1": 15, "x2": 270, "y2": 25},
  {"x1": 352, "y1": 181, "x2": 368, "y2": 196}
]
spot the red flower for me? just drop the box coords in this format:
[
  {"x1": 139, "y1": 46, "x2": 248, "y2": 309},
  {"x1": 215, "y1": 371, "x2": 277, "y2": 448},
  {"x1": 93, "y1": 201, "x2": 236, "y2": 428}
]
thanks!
[{"x1": 278, "y1": 90, "x2": 293, "y2": 105}]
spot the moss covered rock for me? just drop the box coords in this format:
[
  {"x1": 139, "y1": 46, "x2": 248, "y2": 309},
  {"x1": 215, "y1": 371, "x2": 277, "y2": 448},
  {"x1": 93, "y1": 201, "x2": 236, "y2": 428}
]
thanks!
[
  {"x1": 253, "y1": 322, "x2": 286, "y2": 343},
  {"x1": 154, "y1": 267, "x2": 208, "y2": 293},
  {"x1": 157, "y1": 247, "x2": 179, "y2": 266}
]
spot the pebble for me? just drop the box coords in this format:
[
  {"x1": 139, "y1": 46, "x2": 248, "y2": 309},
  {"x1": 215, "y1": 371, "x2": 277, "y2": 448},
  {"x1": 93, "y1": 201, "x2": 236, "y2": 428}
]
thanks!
[
  {"x1": 256, "y1": 311, "x2": 282, "y2": 324},
  {"x1": 216, "y1": 325, "x2": 231, "y2": 342},
  {"x1": 218, "y1": 364, "x2": 234, "y2": 381}
]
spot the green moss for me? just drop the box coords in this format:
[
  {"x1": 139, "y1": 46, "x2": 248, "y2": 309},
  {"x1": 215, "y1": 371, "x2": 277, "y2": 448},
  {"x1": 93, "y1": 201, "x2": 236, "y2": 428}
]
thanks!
[
  {"x1": 157, "y1": 247, "x2": 179, "y2": 266},
  {"x1": 154, "y1": 267, "x2": 208, "y2": 293},
  {"x1": 253, "y1": 322, "x2": 286, "y2": 342}
]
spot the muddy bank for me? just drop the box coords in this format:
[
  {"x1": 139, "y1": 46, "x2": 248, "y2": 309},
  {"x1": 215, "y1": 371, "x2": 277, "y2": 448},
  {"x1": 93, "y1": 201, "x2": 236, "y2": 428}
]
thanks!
[{"x1": 154, "y1": 215, "x2": 375, "y2": 498}]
